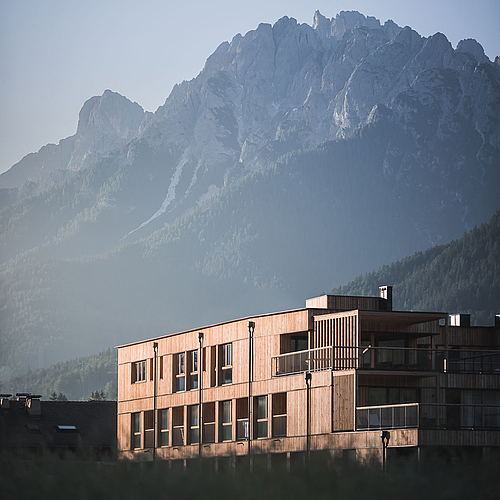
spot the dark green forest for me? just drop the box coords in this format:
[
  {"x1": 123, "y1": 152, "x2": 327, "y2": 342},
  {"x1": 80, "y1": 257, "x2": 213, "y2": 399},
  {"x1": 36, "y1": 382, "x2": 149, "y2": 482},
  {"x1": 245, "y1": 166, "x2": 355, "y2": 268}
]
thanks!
[
  {"x1": 332, "y1": 210, "x2": 500, "y2": 325},
  {"x1": 0, "y1": 348, "x2": 117, "y2": 401}
]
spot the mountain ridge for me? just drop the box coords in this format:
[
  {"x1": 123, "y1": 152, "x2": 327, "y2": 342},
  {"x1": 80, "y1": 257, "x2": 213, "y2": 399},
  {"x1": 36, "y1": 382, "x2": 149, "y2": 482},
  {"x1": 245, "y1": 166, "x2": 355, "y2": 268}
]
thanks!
[{"x1": 0, "y1": 10, "x2": 499, "y2": 377}]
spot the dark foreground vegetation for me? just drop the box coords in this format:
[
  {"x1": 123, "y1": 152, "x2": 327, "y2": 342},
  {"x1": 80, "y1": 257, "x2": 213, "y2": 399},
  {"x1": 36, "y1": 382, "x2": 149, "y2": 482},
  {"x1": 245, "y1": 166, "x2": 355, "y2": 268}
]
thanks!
[{"x1": 1, "y1": 454, "x2": 499, "y2": 500}]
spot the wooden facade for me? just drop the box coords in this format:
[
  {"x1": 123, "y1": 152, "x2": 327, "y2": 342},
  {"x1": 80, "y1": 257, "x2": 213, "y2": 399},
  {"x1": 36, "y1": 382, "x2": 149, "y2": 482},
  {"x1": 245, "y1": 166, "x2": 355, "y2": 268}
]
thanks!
[{"x1": 117, "y1": 287, "x2": 500, "y2": 464}]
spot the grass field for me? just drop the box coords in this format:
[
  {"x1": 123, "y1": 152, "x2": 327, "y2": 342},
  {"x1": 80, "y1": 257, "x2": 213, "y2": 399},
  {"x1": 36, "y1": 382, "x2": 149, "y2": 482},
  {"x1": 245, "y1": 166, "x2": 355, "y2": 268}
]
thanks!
[{"x1": 2, "y1": 452, "x2": 499, "y2": 500}]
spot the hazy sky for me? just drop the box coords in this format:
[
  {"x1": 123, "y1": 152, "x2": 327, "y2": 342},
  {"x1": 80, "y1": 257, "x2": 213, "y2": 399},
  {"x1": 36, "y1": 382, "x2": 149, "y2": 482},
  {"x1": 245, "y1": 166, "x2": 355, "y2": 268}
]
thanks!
[{"x1": 1, "y1": 0, "x2": 498, "y2": 174}]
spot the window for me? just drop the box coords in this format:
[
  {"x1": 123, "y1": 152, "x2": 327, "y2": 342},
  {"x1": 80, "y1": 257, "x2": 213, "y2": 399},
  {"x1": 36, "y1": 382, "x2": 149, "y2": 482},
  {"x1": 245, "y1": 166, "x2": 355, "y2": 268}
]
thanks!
[
  {"x1": 188, "y1": 405, "x2": 199, "y2": 444},
  {"x1": 236, "y1": 398, "x2": 249, "y2": 441},
  {"x1": 291, "y1": 336, "x2": 308, "y2": 352},
  {"x1": 272, "y1": 393, "x2": 287, "y2": 437},
  {"x1": 174, "y1": 353, "x2": 185, "y2": 392},
  {"x1": 189, "y1": 350, "x2": 198, "y2": 390},
  {"x1": 368, "y1": 387, "x2": 419, "y2": 406},
  {"x1": 203, "y1": 402, "x2": 215, "y2": 443},
  {"x1": 220, "y1": 400, "x2": 232, "y2": 442},
  {"x1": 254, "y1": 396, "x2": 268, "y2": 439},
  {"x1": 55, "y1": 425, "x2": 78, "y2": 432},
  {"x1": 159, "y1": 409, "x2": 169, "y2": 447},
  {"x1": 132, "y1": 361, "x2": 146, "y2": 384},
  {"x1": 144, "y1": 410, "x2": 154, "y2": 448},
  {"x1": 221, "y1": 343, "x2": 232, "y2": 385},
  {"x1": 131, "y1": 412, "x2": 141, "y2": 449},
  {"x1": 174, "y1": 351, "x2": 199, "y2": 391},
  {"x1": 159, "y1": 356, "x2": 164, "y2": 379},
  {"x1": 172, "y1": 406, "x2": 184, "y2": 446}
]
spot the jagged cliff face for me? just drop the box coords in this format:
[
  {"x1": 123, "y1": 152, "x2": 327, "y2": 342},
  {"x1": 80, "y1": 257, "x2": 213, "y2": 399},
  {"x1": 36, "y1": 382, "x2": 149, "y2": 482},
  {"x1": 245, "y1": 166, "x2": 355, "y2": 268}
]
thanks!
[
  {"x1": 0, "y1": 11, "x2": 499, "y2": 375},
  {"x1": 2, "y1": 10, "x2": 498, "y2": 235},
  {"x1": 0, "y1": 90, "x2": 146, "y2": 191}
]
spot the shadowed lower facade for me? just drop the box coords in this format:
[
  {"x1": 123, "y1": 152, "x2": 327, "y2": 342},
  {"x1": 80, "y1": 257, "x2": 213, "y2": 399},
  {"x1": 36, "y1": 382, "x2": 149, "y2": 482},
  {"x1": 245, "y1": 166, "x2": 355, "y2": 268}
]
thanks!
[{"x1": 116, "y1": 287, "x2": 500, "y2": 465}]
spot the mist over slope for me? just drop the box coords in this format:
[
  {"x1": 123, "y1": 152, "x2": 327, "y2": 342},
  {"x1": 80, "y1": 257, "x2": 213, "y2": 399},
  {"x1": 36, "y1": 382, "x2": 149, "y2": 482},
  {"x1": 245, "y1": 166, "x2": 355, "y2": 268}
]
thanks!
[
  {"x1": 332, "y1": 210, "x2": 500, "y2": 326},
  {"x1": 0, "y1": 11, "x2": 499, "y2": 377},
  {"x1": 3, "y1": 210, "x2": 498, "y2": 400}
]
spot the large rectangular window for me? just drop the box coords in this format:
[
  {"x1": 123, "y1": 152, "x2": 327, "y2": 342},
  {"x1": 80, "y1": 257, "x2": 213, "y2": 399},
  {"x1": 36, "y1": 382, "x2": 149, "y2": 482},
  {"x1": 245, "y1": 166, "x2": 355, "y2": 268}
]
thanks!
[
  {"x1": 131, "y1": 361, "x2": 146, "y2": 384},
  {"x1": 159, "y1": 409, "x2": 169, "y2": 447},
  {"x1": 172, "y1": 406, "x2": 184, "y2": 446},
  {"x1": 189, "y1": 405, "x2": 199, "y2": 444},
  {"x1": 144, "y1": 410, "x2": 154, "y2": 448},
  {"x1": 189, "y1": 350, "x2": 198, "y2": 390},
  {"x1": 173, "y1": 353, "x2": 185, "y2": 392},
  {"x1": 203, "y1": 402, "x2": 216, "y2": 444},
  {"x1": 131, "y1": 412, "x2": 141, "y2": 449},
  {"x1": 272, "y1": 393, "x2": 287, "y2": 437},
  {"x1": 254, "y1": 396, "x2": 268, "y2": 439},
  {"x1": 220, "y1": 400, "x2": 232, "y2": 442},
  {"x1": 236, "y1": 398, "x2": 249, "y2": 441},
  {"x1": 221, "y1": 343, "x2": 232, "y2": 385}
]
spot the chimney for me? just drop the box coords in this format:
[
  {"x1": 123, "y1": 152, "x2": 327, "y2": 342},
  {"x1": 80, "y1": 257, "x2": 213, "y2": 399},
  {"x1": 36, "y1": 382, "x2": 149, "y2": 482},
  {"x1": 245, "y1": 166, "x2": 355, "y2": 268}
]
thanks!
[
  {"x1": 26, "y1": 396, "x2": 42, "y2": 416},
  {"x1": 449, "y1": 314, "x2": 471, "y2": 327},
  {"x1": 379, "y1": 286, "x2": 393, "y2": 311},
  {"x1": 0, "y1": 394, "x2": 11, "y2": 411}
]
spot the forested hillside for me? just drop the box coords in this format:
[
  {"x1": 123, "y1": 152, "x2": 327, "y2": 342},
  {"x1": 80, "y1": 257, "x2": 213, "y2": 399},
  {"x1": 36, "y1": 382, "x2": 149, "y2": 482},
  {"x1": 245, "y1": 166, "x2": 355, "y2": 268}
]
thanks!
[
  {"x1": 0, "y1": 348, "x2": 117, "y2": 401},
  {"x1": 3, "y1": 211, "x2": 499, "y2": 399},
  {"x1": 332, "y1": 211, "x2": 500, "y2": 325}
]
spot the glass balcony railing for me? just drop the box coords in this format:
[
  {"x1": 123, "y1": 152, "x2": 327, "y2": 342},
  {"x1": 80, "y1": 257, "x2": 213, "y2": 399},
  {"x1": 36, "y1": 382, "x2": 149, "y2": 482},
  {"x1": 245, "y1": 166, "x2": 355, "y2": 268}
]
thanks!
[
  {"x1": 356, "y1": 403, "x2": 500, "y2": 431},
  {"x1": 271, "y1": 347, "x2": 500, "y2": 377},
  {"x1": 356, "y1": 403, "x2": 419, "y2": 430}
]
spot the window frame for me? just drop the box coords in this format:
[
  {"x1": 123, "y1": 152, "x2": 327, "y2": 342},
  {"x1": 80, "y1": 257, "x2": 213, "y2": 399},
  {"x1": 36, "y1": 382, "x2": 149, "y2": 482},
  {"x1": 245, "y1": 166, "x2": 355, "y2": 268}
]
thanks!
[
  {"x1": 132, "y1": 360, "x2": 147, "y2": 384},
  {"x1": 254, "y1": 395, "x2": 268, "y2": 439},
  {"x1": 172, "y1": 406, "x2": 185, "y2": 446},
  {"x1": 189, "y1": 350, "x2": 199, "y2": 390},
  {"x1": 272, "y1": 393, "x2": 287, "y2": 438},
  {"x1": 144, "y1": 410, "x2": 154, "y2": 448},
  {"x1": 236, "y1": 397, "x2": 249, "y2": 441},
  {"x1": 131, "y1": 412, "x2": 141, "y2": 449},
  {"x1": 220, "y1": 343, "x2": 232, "y2": 385},
  {"x1": 188, "y1": 404, "x2": 200, "y2": 445},
  {"x1": 174, "y1": 352, "x2": 186, "y2": 392},
  {"x1": 219, "y1": 400, "x2": 232, "y2": 442},
  {"x1": 158, "y1": 408, "x2": 169, "y2": 447}
]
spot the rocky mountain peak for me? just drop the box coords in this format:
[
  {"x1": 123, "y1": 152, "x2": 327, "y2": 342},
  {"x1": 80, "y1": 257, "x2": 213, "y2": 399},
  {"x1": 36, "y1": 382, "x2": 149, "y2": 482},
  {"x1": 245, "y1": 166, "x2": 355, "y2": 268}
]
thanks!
[
  {"x1": 0, "y1": 90, "x2": 146, "y2": 190},
  {"x1": 312, "y1": 10, "x2": 401, "y2": 43},
  {"x1": 76, "y1": 90, "x2": 145, "y2": 140},
  {"x1": 456, "y1": 38, "x2": 488, "y2": 63}
]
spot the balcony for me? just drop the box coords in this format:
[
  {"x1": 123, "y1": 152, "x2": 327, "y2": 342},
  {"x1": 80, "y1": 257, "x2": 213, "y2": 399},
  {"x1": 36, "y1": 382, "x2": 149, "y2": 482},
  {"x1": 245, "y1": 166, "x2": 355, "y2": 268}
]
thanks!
[
  {"x1": 271, "y1": 346, "x2": 500, "y2": 377},
  {"x1": 356, "y1": 403, "x2": 500, "y2": 431}
]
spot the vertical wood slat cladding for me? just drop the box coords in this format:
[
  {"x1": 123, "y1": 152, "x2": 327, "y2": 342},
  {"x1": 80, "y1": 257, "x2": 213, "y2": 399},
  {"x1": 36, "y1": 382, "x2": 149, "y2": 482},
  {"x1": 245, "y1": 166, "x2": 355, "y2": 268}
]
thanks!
[
  {"x1": 332, "y1": 371, "x2": 355, "y2": 431},
  {"x1": 306, "y1": 295, "x2": 386, "y2": 311},
  {"x1": 117, "y1": 293, "x2": 500, "y2": 461},
  {"x1": 313, "y1": 311, "x2": 359, "y2": 369}
]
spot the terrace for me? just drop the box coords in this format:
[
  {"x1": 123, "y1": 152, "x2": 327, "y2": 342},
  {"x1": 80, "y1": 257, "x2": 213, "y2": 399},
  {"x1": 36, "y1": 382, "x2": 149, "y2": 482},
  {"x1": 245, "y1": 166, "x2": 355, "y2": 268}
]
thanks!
[
  {"x1": 356, "y1": 402, "x2": 500, "y2": 431},
  {"x1": 271, "y1": 346, "x2": 500, "y2": 377}
]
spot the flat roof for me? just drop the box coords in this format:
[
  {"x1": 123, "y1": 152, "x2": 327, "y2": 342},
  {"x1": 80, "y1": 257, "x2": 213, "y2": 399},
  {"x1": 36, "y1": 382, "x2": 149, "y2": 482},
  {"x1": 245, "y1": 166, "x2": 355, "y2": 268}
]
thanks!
[
  {"x1": 115, "y1": 306, "x2": 314, "y2": 349},
  {"x1": 358, "y1": 310, "x2": 448, "y2": 325},
  {"x1": 115, "y1": 306, "x2": 450, "y2": 349}
]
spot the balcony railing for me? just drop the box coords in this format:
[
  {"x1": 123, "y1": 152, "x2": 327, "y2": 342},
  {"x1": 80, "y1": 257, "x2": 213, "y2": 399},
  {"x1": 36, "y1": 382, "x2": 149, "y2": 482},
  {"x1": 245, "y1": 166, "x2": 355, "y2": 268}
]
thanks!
[
  {"x1": 356, "y1": 403, "x2": 500, "y2": 431},
  {"x1": 357, "y1": 403, "x2": 419, "y2": 430},
  {"x1": 271, "y1": 346, "x2": 500, "y2": 377}
]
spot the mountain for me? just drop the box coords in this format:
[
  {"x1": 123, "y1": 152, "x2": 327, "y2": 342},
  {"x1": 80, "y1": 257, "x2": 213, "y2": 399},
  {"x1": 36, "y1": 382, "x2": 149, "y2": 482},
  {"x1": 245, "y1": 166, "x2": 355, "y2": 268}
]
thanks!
[
  {"x1": 331, "y1": 210, "x2": 500, "y2": 326},
  {"x1": 4, "y1": 210, "x2": 498, "y2": 400},
  {"x1": 0, "y1": 90, "x2": 146, "y2": 192},
  {"x1": 0, "y1": 10, "x2": 499, "y2": 377},
  {"x1": 0, "y1": 348, "x2": 117, "y2": 401}
]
